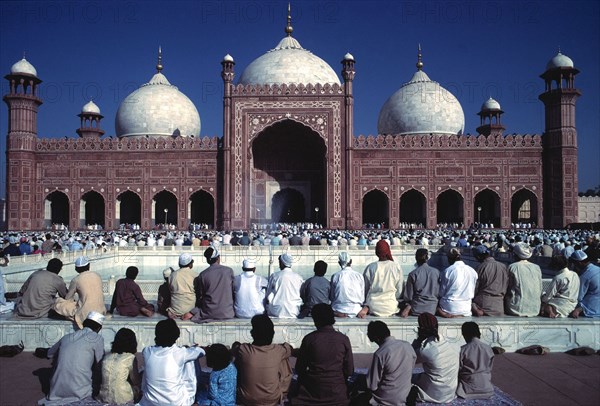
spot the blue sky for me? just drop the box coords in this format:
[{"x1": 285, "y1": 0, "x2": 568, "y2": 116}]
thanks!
[{"x1": 1, "y1": 0, "x2": 599, "y2": 198}]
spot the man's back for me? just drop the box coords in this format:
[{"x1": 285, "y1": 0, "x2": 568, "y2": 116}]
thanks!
[
  {"x1": 457, "y1": 338, "x2": 494, "y2": 400},
  {"x1": 439, "y1": 261, "x2": 478, "y2": 316},
  {"x1": 234, "y1": 272, "x2": 267, "y2": 318},
  {"x1": 368, "y1": 337, "x2": 416, "y2": 405},
  {"x1": 364, "y1": 260, "x2": 403, "y2": 317},
  {"x1": 330, "y1": 267, "x2": 364, "y2": 316},
  {"x1": 300, "y1": 276, "x2": 330, "y2": 310},
  {"x1": 16, "y1": 270, "x2": 67, "y2": 318},
  {"x1": 169, "y1": 268, "x2": 196, "y2": 315},
  {"x1": 403, "y1": 263, "x2": 440, "y2": 316},
  {"x1": 474, "y1": 257, "x2": 508, "y2": 316},
  {"x1": 266, "y1": 269, "x2": 303, "y2": 318},
  {"x1": 194, "y1": 264, "x2": 235, "y2": 319},
  {"x1": 505, "y1": 260, "x2": 542, "y2": 316}
]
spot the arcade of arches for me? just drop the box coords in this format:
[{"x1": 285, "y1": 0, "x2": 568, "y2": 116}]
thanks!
[
  {"x1": 42, "y1": 189, "x2": 215, "y2": 229},
  {"x1": 359, "y1": 188, "x2": 541, "y2": 228},
  {"x1": 251, "y1": 120, "x2": 326, "y2": 224}
]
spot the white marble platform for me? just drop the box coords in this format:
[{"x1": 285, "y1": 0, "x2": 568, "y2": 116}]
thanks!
[{"x1": 1, "y1": 312, "x2": 598, "y2": 354}]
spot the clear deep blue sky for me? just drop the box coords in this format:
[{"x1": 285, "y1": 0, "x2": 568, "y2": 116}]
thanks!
[{"x1": 1, "y1": 0, "x2": 599, "y2": 199}]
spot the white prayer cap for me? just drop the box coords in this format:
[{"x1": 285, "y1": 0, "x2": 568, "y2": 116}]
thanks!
[
  {"x1": 163, "y1": 267, "x2": 173, "y2": 278},
  {"x1": 242, "y1": 258, "x2": 256, "y2": 269},
  {"x1": 86, "y1": 311, "x2": 105, "y2": 325},
  {"x1": 279, "y1": 253, "x2": 293, "y2": 267},
  {"x1": 513, "y1": 242, "x2": 532, "y2": 260},
  {"x1": 338, "y1": 251, "x2": 351, "y2": 267},
  {"x1": 179, "y1": 253, "x2": 194, "y2": 267},
  {"x1": 570, "y1": 250, "x2": 588, "y2": 262},
  {"x1": 75, "y1": 256, "x2": 90, "y2": 267}
]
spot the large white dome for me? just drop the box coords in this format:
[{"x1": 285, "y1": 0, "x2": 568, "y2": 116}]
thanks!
[
  {"x1": 115, "y1": 71, "x2": 200, "y2": 138},
  {"x1": 377, "y1": 69, "x2": 464, "y2": 135},
  {"x1": 546, "y1": 51, "x2": 574, "y2": 70},
  {"x1": 11, "y1": 57, "x2": 37, "y2": 77},
  {"x1": 238, "y1": 36, "x2": 340, "y2": 86}
]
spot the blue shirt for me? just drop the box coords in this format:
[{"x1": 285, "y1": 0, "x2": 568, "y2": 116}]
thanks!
[
  {"x1": 578, "y1": 263, "x2": 600, "y2": 318},
  {"x1": 202, "y1": 362, "x2": 237, "y2": 405}
]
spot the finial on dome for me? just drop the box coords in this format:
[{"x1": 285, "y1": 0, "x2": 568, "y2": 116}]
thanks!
[
  {"x1": 557, "y1": 45, "x2": 561, "y2": 54},
  {"x1": 23, "y1": 51, "x2": 26, "y2": 59},
  {"x1": 156, "y1": 46, "x2": 163, "y2": 73},
  {"x1": 285, "y1": 3, "x2": 293, "y2": 36},
  {"x1": 416, "y1": 44, "x2": 424, "y2": 71}
]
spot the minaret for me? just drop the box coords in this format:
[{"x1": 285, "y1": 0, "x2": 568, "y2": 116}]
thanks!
[
  {"x1": 342, "y1": 51, "x2": 356, "y2": 227},
  {"x1": 76, "y1": 99, "x2": 104, "y2": 138},
  {"x1": 3, "y1": 56, "x2": 42, "y2": 230},
  {"x1": 221, "y1": 53, "x2": 235, "y2": 229},
  {"x1": 539, "y1": 49, "x2": 580, "y2": 228},
  {"x1": 476, "y1": 97, "x2": 505, "y2": 136}
]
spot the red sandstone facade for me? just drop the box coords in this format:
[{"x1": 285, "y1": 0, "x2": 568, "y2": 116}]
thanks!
[{"x1": 3, "y1": 56, "x2": 579, "y2": 231}]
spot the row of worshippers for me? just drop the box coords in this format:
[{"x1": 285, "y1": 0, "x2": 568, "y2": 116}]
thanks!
[{"x1": 38, "y1": 307, "x2": 495, "y2": 406}]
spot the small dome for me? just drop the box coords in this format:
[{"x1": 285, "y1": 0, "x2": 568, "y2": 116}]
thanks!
[
  {"x1": 481, "y1": 97, "x2": 501, "y2": 111},
  {"x1": 82, "y1": 100, "x2": 101, "y2": 114},
  {"x1": 10, "y1": 57, "x2": 37, "y2": 77},
  {"x1": 378, "y1": 69, "x2": 465, "y2": 135},
  {"x1": 546, "y1": 51, "x2": 574, "y2": 70},
  {"x1": 223, "y1": 54, "x2": 234, "y2": 62},
  {"x1": 344, "y1": 52, "x2": 354, "y2": 61},
  {"x1": 238, "y1": 35, "x2": 340, "y2": 86},
  {"x1": 115, "y1": 71, "x2": 200, "y2": 138}
]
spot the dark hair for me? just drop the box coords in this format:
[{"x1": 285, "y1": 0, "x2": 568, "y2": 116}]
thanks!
[
  {"x1": 551, "y1": 254, "x2": 568, "y2": 270},
  {"x1": 367, "y1": 321, "x2": 391, "y2": 342},
  {"x1": 311, "y1": 303, "x2": 335, "y2": 329},
  {"x1": 112, "y1": 328, "x2": 138, "y2": 354},
  {"x1": 415, "y1": 248, "x2": 429, "y2": 265},
  {"x1": 461, "y1": 321, "x2": 481, "y2": 341},
  {"x1": 313, "y1": 260, "x2": 328, "y2": 277},
  {"x1": 82, "y1": 319, "x2": 102, "y2": 332},
  {"x1": 155, "y1": 319, "x2": 180, "y2": 347},
  {"x1": 447, "y1": 248, "x2": 461, "y2": 262},
  {"x1": 125, "y1": 266, "x2": 139, "y2": 280},
  {"x1": 204, "y1": 247, "x2": 218, "y2": 265},
  {"x1": 206, "y1": 343, "x2": 232, "y2": 371},
  {"x1": 250, "y1": 314, "x2": 275, "y2": 346},
  {"x1": 75, "y1": 264, "x2": 90, "y2": 273},
  {"x1": 47, "y1": 258, "x2": 63, "y2": 274}
]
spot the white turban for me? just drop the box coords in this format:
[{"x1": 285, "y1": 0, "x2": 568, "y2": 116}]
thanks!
[
  {"x1": 279, "y1": 253, "x2": 293, "y2": 268},
  {"x1": 513, "y1": 242, "x2": 532, "y2": 260}
]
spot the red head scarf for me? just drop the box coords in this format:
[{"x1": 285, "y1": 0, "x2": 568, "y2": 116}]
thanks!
[
  {"x1": 418, "y1": 312, "x2": 439, "y2": 340},
  {"x1": 375, "y1": 240, "x2": 393, "y2": 261}
]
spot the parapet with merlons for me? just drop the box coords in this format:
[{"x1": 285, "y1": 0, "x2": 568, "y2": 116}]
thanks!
[
  {"x1": 35, "y1": 135, "x2": 220, "y2": 152},
  {"x1": 231, "y1": 82, "x2": 345, "y2": 97},
  {"x1": 353, "y1": 133, "x2": 543, "y2": 149}
]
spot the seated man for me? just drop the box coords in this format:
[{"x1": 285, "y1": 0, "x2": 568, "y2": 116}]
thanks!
[
  {"x1": 138, "y1": 319, "x2": 206, "y2": 406},
  {"x1": 53, "y1": 256, "x2": 106, "y2": 329},
  {"x1": 365, "y1": 321, "x2": 416, "y2": 405},
  {"x1": 299, "y1": 260, "x2": 330, "y2": 318},
  {"x1": 191, "y1": 245, "x2": 235, "y2": 321},
  {"x1": 541, "y1": 255, "x2": 580, "y2": 318},
  {"x1": 16, "y1": 258, "x2": 67, "y2": 318},
  {"x1": 456, "y1": 322, "x2": 494, "y2": 400},
  {"x1": 330, "y1": 252, "x2": 365, "y2": 318},
  {"x1": 471, "y1": 245, "x2": 508, "y2": 317},
  {"x1": 167, "y1": 253, "x2": 197, "y2": 320},
  {"x1": 505, "y1": 243, "x2": 542, "y2": 317},
  {"x1": 400, "y1": 248, "x2": 440, "y2": 317},
  {"x1": 266, "y1": 253, "x2": 304, "y2": 318},
  {"x1": 570, "y1": 250, "x2": 600, "y2": 318},
  {"x1": 233, "y1": 258, "x2": 267, "y2": 318},
  {"x1": 109, "y1": 266, "x2": 154, "y2": 317},
  {"x1": 232, "y1": 314, "x2": 293, "y2": 405},
  {"x1": 437, "y1": 248, "x2": 478, "y2": 318},
  {"x1": 38, "y1": 312, "x2": 105, "y2": 405}
]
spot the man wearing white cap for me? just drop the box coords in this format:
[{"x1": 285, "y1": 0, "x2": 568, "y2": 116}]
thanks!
[
  {"x1": 39, "y1": 311, "x2": 105, "y2": 405},
  {"x1": 167, "y1": 253, "x2": 197, "y2": 320},
  {"x1": 265, "y1": 253, "x2": 304, "y2": 318},
  {"x1": 190, "y1": 245, "x2": 235, "y2": 321},
  {"x1": 157, "y1": 267, "x2": 173, "y2": 316},
  {"x1": 330, "y1": 252, "x2": 365, "y2": 317},
  {"x1": 233, "y1": 258, "x2": 268, "y2": 318},
  {"x1": 505, "y1": 242, "x2": 542, "y2": 317},
  {"x1": 570, "y1": 250, "x2": 600, "y2": 318},
  {"x1": 52, "y1": 256, "x2": 106, "y2": 329}
]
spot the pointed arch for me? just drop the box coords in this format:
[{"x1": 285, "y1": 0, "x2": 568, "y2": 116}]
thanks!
[
  {"x1": 189, "y1": 190, "x2": 215, "y2": 228},
  {"x1": 511, "y1": 188, "x2": 539, "y2": 225},
  {"x1": 80, "y1": 190, "x2": 105, "y2": 228},
  {"x1": 116, "y1": 190, "x2": 141, "y2": 226},
  {"x1": 399, "y1": 189, "x2": 426, "y2": 226},
  {"x1": 271, "y1": 188, "x2": 306, "y2": 223},
  {"x1": 153, "y1": 190, "x2": 178, "y2": 226},
  {"x1": 44, "y1": 191, "x2": 70, "y2": 228},
  {"x1": 436, "y1": 189, "x2": 464, "y2": 225},
  {"x1": 474, "y1": 188, "x2": 501, "y2": 227},
  {"x1": 362, "y1": 189, "x2": 389, "y2": 228}
]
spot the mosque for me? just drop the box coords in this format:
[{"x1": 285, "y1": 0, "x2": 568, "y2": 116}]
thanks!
[{"x1": 3, "y1": 14, "x2": 581, "y2": 231}]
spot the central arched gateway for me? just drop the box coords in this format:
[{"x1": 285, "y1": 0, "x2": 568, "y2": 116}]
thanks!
[{"x1": 251, "y1": 120, "x2": 326, "y2": 224}]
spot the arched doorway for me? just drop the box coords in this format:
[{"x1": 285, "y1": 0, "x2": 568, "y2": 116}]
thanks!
[
  {"x1": 154, "y1": 190, "x2": 177, "y2": 226},
  {"x1": 400, "y1": 189, "x2": 426, "y2": 227},
  {"x1": 251, "y1": 120, "x2": 326, "y2": 224},
  {"x1": 436, "y1": 189, "x2": 464, "y2": 226},
  {"x1": 474, "y1": 189, "x2": 501, "y2": 227},
  {"x1": 271, "y1": 188, "x2": 306, "y2": 223},
  {"x1": 190, "y1": 190, "x2": 215, "y2": 228},
  {"x1": 80, "y1": 191, "x2": 105, "y2": 229},
  {"x1": 511, "y1": 189, "x2": 539, "y2": 225},
  {"x1": 44, "y1": 191, "x2": 70, "y2": 228},
  {"x1": 117, "y1": 191, "x2": 141, "y2": 226},
  {"x1": 362, "y1": 189, "x2": 389, "y2": 228}
]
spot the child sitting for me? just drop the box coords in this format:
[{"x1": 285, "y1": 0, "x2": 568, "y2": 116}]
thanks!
[
  {"x1": 196, "y1": 344, "x2": 237, "y2": 405},
  {"x1": 157, "y1": 267, "x2": 173, "y2": 316},
  {"x1": 109, "y1": 266, "x2": 154, "y2": 317},
  {"x1": 298, "y1": 260, "x2": 330, "y2": 318}
]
